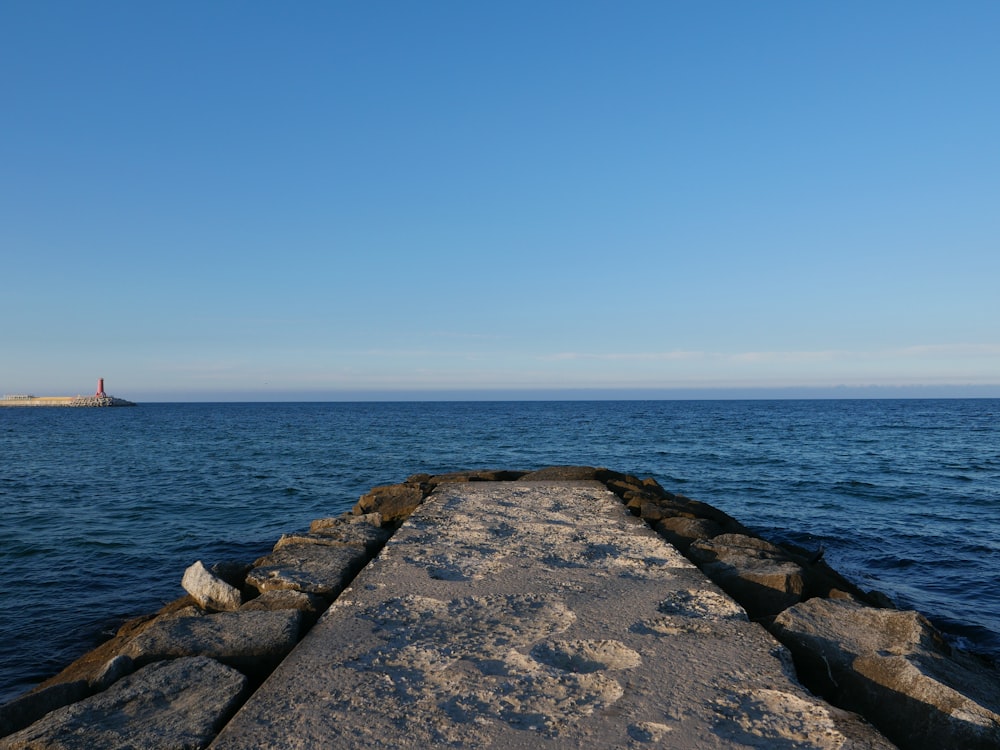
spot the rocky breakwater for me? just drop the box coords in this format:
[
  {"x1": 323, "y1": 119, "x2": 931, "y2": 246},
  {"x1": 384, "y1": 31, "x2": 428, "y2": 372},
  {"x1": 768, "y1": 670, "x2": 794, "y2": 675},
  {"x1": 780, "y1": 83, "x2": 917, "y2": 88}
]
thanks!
[
  {"x1": 68, "y1": 395, "x2": 136, "y2": 407},
  {"x1": 0, "y1": 395, "x2": 135, "y2": 407},
  {"x1": 602, "y1": 468, "x2": 1000, "y2": 750},
  {"x1": 0, "y1": 512, "x2": 391, "y2": 749},
  {"x1": 1, "y1": 466, "x2": 998, "y2": 750}
]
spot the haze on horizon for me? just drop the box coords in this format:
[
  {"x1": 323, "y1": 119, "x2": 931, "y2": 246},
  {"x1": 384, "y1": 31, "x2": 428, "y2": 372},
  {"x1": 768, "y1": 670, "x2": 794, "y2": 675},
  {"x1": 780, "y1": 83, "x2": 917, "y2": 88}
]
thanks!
[{"x1": 2, "y1": 3, "x2": 998, "y2": 401}]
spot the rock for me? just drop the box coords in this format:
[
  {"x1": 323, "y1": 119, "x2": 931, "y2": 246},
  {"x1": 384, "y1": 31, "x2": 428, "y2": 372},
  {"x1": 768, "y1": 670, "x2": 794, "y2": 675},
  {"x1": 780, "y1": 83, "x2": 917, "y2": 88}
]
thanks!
[
  {"x1": 182, "y1": 560, "x2": 243, "y2": 612},
  {"x1": 655, "y1": 516, "x2": 723, "y2": 552},
  {"x1": 18, "y1": 597, "x2": 198, "y2": 704},
  {"x1": 0, "y1": 657, "x2": 246, "y2": 750},
  {"x1": 772, "y1": 598, "x2": 1000, "y2": 750},
  {"x1": 605, "y1": 478, "x2": 648, "y2": 499},
  {"x1": 306, "y1": 512, "x2": 391, "y2": 551},
  {"x1": 689, "y1": 534, "x2": 806, "y2": 618},
  {"x1": 210, "y1": 560, "x2": 252, "y2": 589},
  {"x1": 240, "y1": 590, "x2": 328, "y2": 628},
  {"x1": 423, "y1": 469, "x2": 528, "y2": 487},
  {"x1": 0, "y1": 680, "x2": 90, "y2": 740},
  {"x1": 123, "y1": 609, "x2": 302, "y2": 678},
  {"x1": 352, "y1": 483, "x2": 425, "y2": 522},
  {"x1": 309, "y1": 511, "x2": 382, "y2": 531},
  {"x1": 517, "y1": 466, "x2": 601, "y2": 481},
  {"x1": 638, "y1": 500, "x2": 676, "y2": 522},
  {"x1": 246, "y1": 541, "x2": 371, "y2": 599},
  {"x1": 89, "y1": 654, "x2": 134, "y2": 692}
]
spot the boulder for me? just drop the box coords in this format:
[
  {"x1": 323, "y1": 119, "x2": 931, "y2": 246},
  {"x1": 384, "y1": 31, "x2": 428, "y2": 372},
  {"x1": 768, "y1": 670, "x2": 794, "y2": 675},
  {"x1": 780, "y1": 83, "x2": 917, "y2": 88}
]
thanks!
[
  {"x1": 182, "y1": 560, "x2": 242, "y2": 612},
  {"x1": 0, "y1": 680, "x2": 90, "y2": 740},
  {"x1": 352, "y1": 483, "x2": 425, "y2": 522},
  {"x1": 210, "y1": 560, "x2": 252, "y2": 589},
  {"x1": 655, "y1": 516, "x2": 723, "y2": 552},
  {"x1": 246, "y1": 541, "x2": 371, "y2": 599},
  {"x1": 89, "y1": 654, "x2": 134, "y2": 692},
  {"x1": 689, "y1": 534, "x2": 806, "y2": 618},
  {"x1": 517, "y1": 466, "x2": 601, "y2": 481},
  {"x1": 772, "y1": 598, "x2": 1000, "y2": 750},
  {"x1": 638, "y1": 500, "x2": 681, "y2": 522},
  {"x1": 306, "y1": 512, "x2": 391, "y2": 551},
  {"x1": 0, "y1": 657, "x2": 246, "y2": 750},
  {"x1": 421, "y1": 469, "x2": 528, "y2": 487},
  {"x1": 123, "y1": 609, "x2": 302, "y2": 678},
  {"x1": 241, "y1": 590, "x2": 328, "y2": 628}
]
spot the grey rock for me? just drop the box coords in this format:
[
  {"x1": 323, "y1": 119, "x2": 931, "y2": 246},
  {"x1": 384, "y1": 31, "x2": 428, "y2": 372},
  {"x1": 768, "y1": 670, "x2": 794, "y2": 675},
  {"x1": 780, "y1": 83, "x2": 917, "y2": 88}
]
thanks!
[
  {"x1": 655, "y1": 516, "x2": 723, "y2": 552},
  {"x1": 240, "y1": 590, "x2": 327, "y2": 629},
  {"x1": 123, "y1": 609, "x2": 302, "y2": 677},
  {"x1": 772, "y1": 597, "x2": 1000, "y2": 750},
  {"x1": 427, "y1": 469, "x2": 528, "y2": 484},
  {"x1": 517, "y1": 466, "x2": 601, "y2": 481},
  {"x1": 309, "y1": 511, "x2": 382, "y2": 531},
  {"x1": 181, "y1": 560, "x2": 242, "y2": 612},
  {"x1": 303, "y1": 513, "x2": 391, "y2": 552},
  {"x1": 89, "y1": 654, "x2": 134, "y2": 692},
  {"x1": 246, "y1": 541, "x2": 371, "y2": 599},
  {"x1": 209, "y1": 561, "x2": 252, "y2": 590},
  {"x1": 0, "y1": 656, "x2": 246, "y2": 750},
  {"x1": 0, "y1": 681, "x2": 90, "y2": 740},
  {"x1": 352, "y1": 483, "x2": 425, "y2": 522},
  {"x1": 689, "y1": 533, "x2": 807, "y2": 618}
]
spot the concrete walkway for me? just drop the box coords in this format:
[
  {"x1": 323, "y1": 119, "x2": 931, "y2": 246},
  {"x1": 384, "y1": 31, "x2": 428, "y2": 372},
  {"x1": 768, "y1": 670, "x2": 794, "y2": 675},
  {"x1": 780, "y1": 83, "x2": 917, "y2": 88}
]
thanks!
[{"x1": 211, "y1": 481, "x2": 893, "y2": 749}]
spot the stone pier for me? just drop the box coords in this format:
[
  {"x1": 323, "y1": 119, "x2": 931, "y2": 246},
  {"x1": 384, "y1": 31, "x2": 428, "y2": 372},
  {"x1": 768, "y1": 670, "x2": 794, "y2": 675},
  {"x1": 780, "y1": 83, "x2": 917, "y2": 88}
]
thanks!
[
  {"x1": 5, "y1": 467, "x2": 999, "y2": 750},
  {"x1": 210, "y1": 480, "x2": 891, "y2": 749}
]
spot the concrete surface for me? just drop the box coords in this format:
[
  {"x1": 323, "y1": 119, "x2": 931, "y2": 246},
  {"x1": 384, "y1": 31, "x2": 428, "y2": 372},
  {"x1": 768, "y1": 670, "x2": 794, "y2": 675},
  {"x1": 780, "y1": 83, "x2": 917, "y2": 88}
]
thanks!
[{"x1": 210, "y1": 481, "x2": 894, "y2": 749}]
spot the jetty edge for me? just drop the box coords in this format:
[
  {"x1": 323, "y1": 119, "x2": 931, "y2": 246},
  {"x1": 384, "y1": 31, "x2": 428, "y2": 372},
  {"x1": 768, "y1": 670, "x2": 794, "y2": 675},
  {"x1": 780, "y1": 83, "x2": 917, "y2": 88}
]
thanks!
[
  {"x1": 1, "y1": 380, "x2": 135, "y2": 407},
  {"x1": 0, "y1": 395, "x2": 136, "y2": 407},
  {"x1": 0, "y1": 468, "x2": 995, "y2": 749}
]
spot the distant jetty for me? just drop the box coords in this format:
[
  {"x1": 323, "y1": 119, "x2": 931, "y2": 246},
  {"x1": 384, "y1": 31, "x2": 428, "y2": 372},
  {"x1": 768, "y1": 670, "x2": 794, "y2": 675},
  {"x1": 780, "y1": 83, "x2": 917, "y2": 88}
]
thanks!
[{"x1": 0, "y1": 378, "x2": 136, "y2": 407}]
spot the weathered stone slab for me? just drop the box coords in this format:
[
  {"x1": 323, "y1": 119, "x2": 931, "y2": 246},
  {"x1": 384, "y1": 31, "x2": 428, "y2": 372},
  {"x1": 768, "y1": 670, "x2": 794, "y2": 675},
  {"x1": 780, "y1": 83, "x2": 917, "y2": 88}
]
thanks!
[
  {"x1": 246, "y1": 541, "x2": 370, "y2": 599},
  {"x1": 0, "y1": 656, "x2": 246, "y2": 750},
  {"x1": 655, "y1": 516, "x2": 723, "y2": 552},
  {"x1": 0, "y1": 681, "x2": 90, "y2": 740},
  {"x1": 123, "y1": 609, "x2": 302, "y2": 677},
  {"x1": 352, "y1": 483, "x2": 424, "y2": 522},
  {"x1": 307, "y1": 512, "x2": 389, "y2": 551},
  {"x1": 772, "y1": 597, "x2": 1000, "y2": 750},
  {"x1": 689, "y1": 533, "x2": 807, "y2": 618},
  {"x1": 212, "y1": 482, "x2": 894, "y2": 749},
  {"x1": 240, "y1": 590, "x2": 327, "y2": 629},
  {"x1": 239, "y1": 589, "x2": 326, "y2": 615},
  {"x1": 182, "y1": 560, "x2": 243, "y2": 612}
]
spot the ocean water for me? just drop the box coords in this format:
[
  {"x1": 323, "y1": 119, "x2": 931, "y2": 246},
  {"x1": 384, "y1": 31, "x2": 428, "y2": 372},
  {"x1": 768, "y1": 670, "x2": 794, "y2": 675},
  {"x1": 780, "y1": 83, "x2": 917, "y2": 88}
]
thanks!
[{"x1": 1, "y1": 399, "x2": 998, "y2": 704}]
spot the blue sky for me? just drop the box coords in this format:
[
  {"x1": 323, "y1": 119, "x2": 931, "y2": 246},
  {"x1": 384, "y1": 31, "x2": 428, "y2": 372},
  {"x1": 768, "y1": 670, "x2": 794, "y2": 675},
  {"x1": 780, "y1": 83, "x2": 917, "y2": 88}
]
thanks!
[{"x1": 2, "y1": 2, "x2": 998, "y2": 400}]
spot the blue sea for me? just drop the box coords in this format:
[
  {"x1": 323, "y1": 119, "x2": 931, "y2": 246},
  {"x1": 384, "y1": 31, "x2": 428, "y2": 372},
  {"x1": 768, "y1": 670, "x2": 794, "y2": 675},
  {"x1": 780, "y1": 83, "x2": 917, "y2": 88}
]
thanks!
[{"x1": 2, "y1": 399, "x2": 998, "y2": 704}]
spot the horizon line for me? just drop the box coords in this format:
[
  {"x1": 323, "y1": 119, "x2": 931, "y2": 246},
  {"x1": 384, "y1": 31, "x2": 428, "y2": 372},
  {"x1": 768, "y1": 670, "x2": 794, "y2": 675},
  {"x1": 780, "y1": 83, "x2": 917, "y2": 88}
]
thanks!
[{"x1": 113, "y1": 383, "x2": 1000, "y2": 403}]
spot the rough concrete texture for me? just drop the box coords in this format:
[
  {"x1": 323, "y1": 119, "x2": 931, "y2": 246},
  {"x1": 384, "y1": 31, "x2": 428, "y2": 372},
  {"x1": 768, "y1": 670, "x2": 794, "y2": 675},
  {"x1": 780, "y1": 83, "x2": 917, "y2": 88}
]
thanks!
[
  {"x1": 0, "y1": 657, "x2": 246, "y2": 750},
  {"x1": 211, "y1": 481, "x2": 894, "y2": 749}
]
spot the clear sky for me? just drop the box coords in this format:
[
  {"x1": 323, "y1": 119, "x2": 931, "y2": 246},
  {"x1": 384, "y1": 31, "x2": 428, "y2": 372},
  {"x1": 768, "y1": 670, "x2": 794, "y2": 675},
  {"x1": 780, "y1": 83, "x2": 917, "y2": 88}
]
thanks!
[{"x1": 2, "y1": 2, "x2": 998, "y2": 401}]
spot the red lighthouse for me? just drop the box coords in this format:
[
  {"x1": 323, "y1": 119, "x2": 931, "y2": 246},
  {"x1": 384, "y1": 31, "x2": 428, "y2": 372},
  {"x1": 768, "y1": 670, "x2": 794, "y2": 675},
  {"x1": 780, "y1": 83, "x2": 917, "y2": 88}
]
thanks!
[{"x1": 96, "y1": 378, "x2": 106, "y2": 397}]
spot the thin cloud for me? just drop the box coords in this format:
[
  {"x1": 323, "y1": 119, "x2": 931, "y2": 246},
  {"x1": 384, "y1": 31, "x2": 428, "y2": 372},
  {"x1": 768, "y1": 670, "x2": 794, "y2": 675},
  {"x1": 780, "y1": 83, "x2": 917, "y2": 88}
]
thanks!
[
  {"x1": 540, "y1": 344, "x2": 1000, "y2": 365},
  {"x1": 541, "y1": 351, "x2": 706, "y2": 362}
]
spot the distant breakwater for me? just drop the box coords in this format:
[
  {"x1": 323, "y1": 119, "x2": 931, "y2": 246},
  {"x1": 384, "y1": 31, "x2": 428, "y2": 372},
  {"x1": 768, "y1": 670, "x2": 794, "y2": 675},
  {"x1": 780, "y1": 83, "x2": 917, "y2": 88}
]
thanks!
[
  {"x1": 0, "y1": 395, "x2": 136, "y2": 407},
  {"x1": 2, "y1": 467, "x2": 998, "y2": 750}
]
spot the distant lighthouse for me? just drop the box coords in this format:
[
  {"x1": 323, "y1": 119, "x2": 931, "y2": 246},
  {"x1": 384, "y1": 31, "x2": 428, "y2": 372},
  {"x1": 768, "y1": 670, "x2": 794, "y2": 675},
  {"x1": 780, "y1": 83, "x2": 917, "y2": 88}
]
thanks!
[{"x1": 96, "y1": 378, "x2": 106, "y2": 397}]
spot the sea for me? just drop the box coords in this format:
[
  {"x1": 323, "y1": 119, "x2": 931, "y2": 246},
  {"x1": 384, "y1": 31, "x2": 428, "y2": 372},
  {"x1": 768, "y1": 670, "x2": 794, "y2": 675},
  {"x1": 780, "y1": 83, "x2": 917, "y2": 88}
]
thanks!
[{"x1": 1, "y1": 399, "x2": 998, "y2": 705}]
